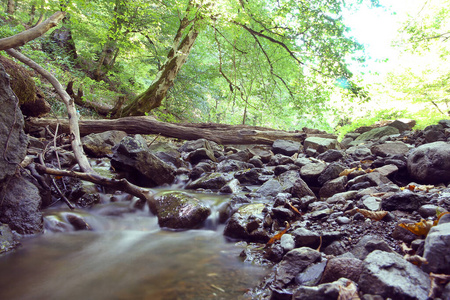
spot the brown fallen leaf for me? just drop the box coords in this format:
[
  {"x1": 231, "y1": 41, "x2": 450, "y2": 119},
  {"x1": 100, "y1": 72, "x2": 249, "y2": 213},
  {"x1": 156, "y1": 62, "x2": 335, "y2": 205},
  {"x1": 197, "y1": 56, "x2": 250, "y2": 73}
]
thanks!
[
  {"x1": 404, "y1": 254, "x2": 428, "y2": 266},
  {"x1": 356, "y1": 209, "x2": 388, "y2": 221},
  {"x1": 267, "y1": 222, "x2": 290, "y2": 245},
  {"x1": 287, "y1": 202, "x2": 302, "y2": 216},
  {"x1": 338, "y1": 281, "x2": 360, "y2": 300},
  {"x1": 398, "y1": 219, "x2": 434, "y2": 236},
  {"x1": 339, "y1": 167, "x2": 357, "y2": 177}
]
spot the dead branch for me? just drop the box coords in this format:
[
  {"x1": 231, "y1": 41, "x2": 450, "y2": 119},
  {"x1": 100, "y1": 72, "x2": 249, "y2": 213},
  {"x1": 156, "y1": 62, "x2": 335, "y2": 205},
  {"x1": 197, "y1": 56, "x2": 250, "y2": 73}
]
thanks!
[
  {"x1": 0, "y1": 12, "x2": 66, "y2": 50},
  {"x1": 35, "y1": 164, "x2": 157, "y2": 213},
  {"x1": 6, "y1": 48, "x2": 94, "y2": 173}
]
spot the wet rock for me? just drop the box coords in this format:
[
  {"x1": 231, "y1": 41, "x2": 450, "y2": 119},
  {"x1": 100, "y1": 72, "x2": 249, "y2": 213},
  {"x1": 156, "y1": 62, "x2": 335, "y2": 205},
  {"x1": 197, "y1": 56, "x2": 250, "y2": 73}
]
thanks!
[
  {"x1": 373, "y1": 164, "x2": 398, "y2": 179},
  {"x1": 381, "y1": 190, "x2": 428, "y2": 212},
  {"x1": 351, "y1": 235, "x2": 394, "y2": 260},
  {"x1": 272, "y1": 247, "x2": 322, "y2": 289},
  {"x1": 320, "y1": 257, "x2": 363, "y2": 283},
  {"x1": 0, "y1": 175, "x2": 43, "y2": 235},
  {"x1": 317, "y1": 149, "x2": 344, "y2": 162},
  {"x1": 179, "y1": 138, "x2": 222, "y2": 153},
  {"x1": 422, "y1": 222, "x2": 450, "y2": 274},
  {"x1": 347, "y1": 172, "x2": 392, "y2": 190},
  {"x1": 248, "y1": 145, "x2": 273, "y2": 163},
  {"x1": 235, "y1": 168, "x2": 262, "y2": 185},
  {"x1": 219, "y1": 178, "x2": 241, "y2": 194},
  {"x1": 272, "y1": 207, "x2": 295, "y2": 222},
  {"x1": 304, "y1": 137, "x2": 339, "y2": 154},
  {"x1": 269, "y1": 154, "x2": 295, "y2": 166},
  {"x1": 81, "y1": 130, "x2": 127, "y2": 157},
  {"x1": 0, "y1": 63, "x2": 28, "y2": 181},
  {"x1": 111, "y1": 135, "x2": 176, "y2": 187},
  {"x1": 216, "y1": 159, "x2": 254, "y2": 173},
  {"x1": 225, "y1": 149, "x2": 251, "y2": 162},
  {"x1": 186, "y1": 172, "x2": 233, "y2": 190},
  {"x1": 272, "y1": 139, "x2": 301, "y2": 156},
  {"x1": 256, "y1": 178, "x2": 283, "y2": 197},
  {"x1": 0, "y1": 224, "x2": 19, "y2": 255},
  {"x1": 189, "y1": 161, "x2": 213, "y2": 179},
  {"x1": 407, "y1": 141, "x2": 450, "y2": 184},
  {"x1": 248, "y1": 156, "x2": 264, "y2": 168},
  {"x1": 152, "y1": 191, "x2": 211, "y2": 229},
  {"x1": 292, "y1": 278, "x2": 356, "y2": 300},
  {"x1": 280, "y1": 234, "x2": 295, "y2": 252},
  {"x1": 300, "y1": 162, "x2": 327, "y2": 186},
  {"x1": 346, "y1": 145, "x2": 372, "y2": 160},
  {"x1": 317, "y1": 162, "x2": 347, "y2": 185},
  {"x1": 295, "y1": 260, "x2": 327, "y2": 286},
  {"x1": 423, "y1": 124, "x2": 446, "y2": 143},
  {"x1": 291, "y1": 227, "x2": 321, "y2": 249},
  {"x1": 319, "y1": 176, "x2": 347, "y2": 199},
  {"x1": 370, "y1": 141, "x2": 410, "y2": 157},
  {"x1": 322, "y1": 240, "x2": 346, "y2": 256},
  {"x1": 223, "y1": 203, "x2": 269, "y2": 242},
  {"x1": 350, "y1": 126, "x2": 399, "y2": 146},
  {"x1": 418, "y1": 204, "x2": 445, "y2": 218},
  {"x1": 358, "y1": 250, "x2": 431, "y2": 300},
  {"x1": 281, "y1": 171, "x2": 316, "y2": 199},
  {"x1": 186, "y1": 148, "x2": 217, "y2": 164}
]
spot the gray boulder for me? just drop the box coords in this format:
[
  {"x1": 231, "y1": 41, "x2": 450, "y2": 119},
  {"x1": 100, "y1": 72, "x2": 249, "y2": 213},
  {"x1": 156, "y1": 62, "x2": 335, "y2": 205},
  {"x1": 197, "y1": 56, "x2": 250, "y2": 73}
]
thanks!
[
  {"x1": 304, "y1": 137, "x2": 339, "y2": 154},
  {"x1": 81, "y1": 130, "x2": 127, "y2": 157},
  {"x1": 272, "y1": 247, "x2": 322, "y2": 289},
  {"x1": 381, "y1": 190, "x2": 428, "y2": 212},
  {"x1": 186, "y1": 172, "x2": 233, "y2": 190},
  {"x1": 152, "y1": 191, "x2": 211, "y2": 229},
  {"x1": 272, "y1": 139, "x2": 301, "y2": 156},
  {"x1": 111, "y1": 135, "x2": 176, "y2": 187},
  {"x1": 350, "y1": 126, "x2": 399, "y2": 146},
  {"x1": 0, "y1": 224, "x2": 19, "y2": 255},
  {"x1": 223, "y1": 203, "x2": 269, "y2": 242},
  {"x1": 407, "y1": 141, "x2": 450, "y2": 184},
  {"x1": 370, "y1": 141, "x2": 410, "y2": 157},
  {"x1": 358, "y1": 250, "x2": 430, "y2": 300},
  {"x1": 0, "y1": 176, "x2": 43, "y2": 234},
  {"x1": 320, "y1": 257, "x2": 363, "y2": 283},
  {"x1": 422, "y1": 222, "x2": 450, "y2": 274},
  {"x1": 292, "y1": 278, "x2": 357, "y2": 300},
  {"x1": 0, "y1": 63, "x2": 28, "y2": 181}
]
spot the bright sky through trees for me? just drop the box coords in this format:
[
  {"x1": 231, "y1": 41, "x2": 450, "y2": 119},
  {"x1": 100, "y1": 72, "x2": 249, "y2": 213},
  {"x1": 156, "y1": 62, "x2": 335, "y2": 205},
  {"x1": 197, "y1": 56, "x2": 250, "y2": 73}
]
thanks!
[{"x1": 343, "y1": 0, "x2": 424, "y2": 76}]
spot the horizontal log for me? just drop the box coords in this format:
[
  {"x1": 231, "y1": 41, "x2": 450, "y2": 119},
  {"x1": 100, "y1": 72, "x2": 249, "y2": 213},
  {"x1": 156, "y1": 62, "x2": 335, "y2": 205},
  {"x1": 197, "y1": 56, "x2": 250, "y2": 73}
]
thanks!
[{"x1": 26, "y1": 116, "x2": 310, "y2": 145}]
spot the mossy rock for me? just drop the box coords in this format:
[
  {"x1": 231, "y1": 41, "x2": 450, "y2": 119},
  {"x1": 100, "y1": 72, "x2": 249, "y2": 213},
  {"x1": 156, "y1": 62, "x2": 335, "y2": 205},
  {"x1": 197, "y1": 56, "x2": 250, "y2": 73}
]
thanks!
[{"x1": 0, "y1": 56, "x2": 50, "y2": 116}]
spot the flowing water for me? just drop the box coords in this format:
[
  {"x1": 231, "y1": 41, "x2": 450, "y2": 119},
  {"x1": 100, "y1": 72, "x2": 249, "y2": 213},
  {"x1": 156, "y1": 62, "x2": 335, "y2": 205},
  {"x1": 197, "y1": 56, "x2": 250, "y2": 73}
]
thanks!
[{"x1": 0, "y1": 192, "x2": 269, "y2": 300}]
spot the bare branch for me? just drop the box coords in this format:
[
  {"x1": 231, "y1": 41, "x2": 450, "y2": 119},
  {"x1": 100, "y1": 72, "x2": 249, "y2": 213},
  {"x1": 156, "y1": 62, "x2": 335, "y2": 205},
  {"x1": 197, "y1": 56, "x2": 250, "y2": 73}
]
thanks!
[
  {"x1": 5, "y1": 48, "x2": 94, "y2": 173},
  {"x1": 0, "y1": 11, "x2": 66, "y2": 50}
]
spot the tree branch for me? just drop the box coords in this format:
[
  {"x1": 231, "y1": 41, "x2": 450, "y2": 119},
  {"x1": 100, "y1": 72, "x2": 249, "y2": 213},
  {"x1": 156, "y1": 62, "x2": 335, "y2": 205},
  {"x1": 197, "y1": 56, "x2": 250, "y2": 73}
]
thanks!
[
  {"x1": 5, "y1": 48, "x2": 94, "y2": 173},
  {"x1": 0, "y1": 11, "x2": 66, "y2": 50}
]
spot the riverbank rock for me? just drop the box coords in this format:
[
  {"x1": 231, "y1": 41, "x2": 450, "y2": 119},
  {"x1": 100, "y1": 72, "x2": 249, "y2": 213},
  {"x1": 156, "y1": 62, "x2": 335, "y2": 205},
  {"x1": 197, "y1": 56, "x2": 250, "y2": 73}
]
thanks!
[
  {"x1": 0, "y1": 175, "x2": 43, "y2": 235},
  {"x1": 0, "y1": 63, "x2": 28, "y2": 182},
  {"x1": 407, "y1": 141, "x2": 450, "y2": 184},
  {"x1": 111, "y1": 135, "x2": 176, "y2": 187},
  {"x1": 223, "y1": 203, "x2": 269, "y2": 242},
  {"x1": 0, "y1": 224, "x2": 19, "y2": 255},
  {"x1": 358, "y1": 250, "x2": 430, "y2": 300},
  {"x1": 82, "y1": 130, "x2": 127, "y2": 157},
  {"x1": 422, "y1": 222, "x2": 450, "y2": 274},
  {"x1": 152, "y1": 191, "x2": 211, "y2": 229}
]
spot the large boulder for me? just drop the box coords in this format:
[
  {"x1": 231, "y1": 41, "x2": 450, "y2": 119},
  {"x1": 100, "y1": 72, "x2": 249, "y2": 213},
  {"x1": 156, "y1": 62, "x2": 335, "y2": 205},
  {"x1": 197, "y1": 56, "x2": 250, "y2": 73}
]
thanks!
[
  {"x1": 0, "y1": 176, "x2": 43, "y2": 235},
  {"x1": 422, "y1": 222, "x2": 450, "y2": 274},
  {"x1": 349, "y1": 126, "x2": 399, "y2": 146},
  {"x1": 272, "y1": 139, "x2": 301, "y2": 156},
  {"x1": 358, "y1": 250, "x2": 430, "y2": 300},
  {"x1": 223, "y1": 203, "x2": 269, "y2": 242},
  {"x1": 0, "y1": 63, "x2": 28, "y2": 181},
  {"x1": 304, "y1": 137, "x2": 339, "y2": 154},
  {"x1": 152, "y1": 191, "x2": 211, "y2": 229},
  {"x1": 111, "y1": 135, "x2": 176, "y2": 187},
  {"x1": 407, "y1": 141, "x2": 450, "y2": 184},
  {"x1": 82, "y1": 130, "x2": 127, "y2": 157}
]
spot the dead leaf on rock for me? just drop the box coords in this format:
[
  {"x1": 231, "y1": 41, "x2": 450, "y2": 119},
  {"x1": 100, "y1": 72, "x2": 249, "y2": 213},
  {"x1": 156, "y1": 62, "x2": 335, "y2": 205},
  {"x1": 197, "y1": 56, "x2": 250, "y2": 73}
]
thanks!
[
  {"x1": 338, "y1": 281, "x2": 360, "y2": 300},
  {"x1": 404, "y1": 254, "x2": 428, "y2": 266},
  {"x1": 267, "y1": 222, "x2": 290, "y2": 246},
  {"x1": 339, "y1": 167, "x2": 357, "y2": 177},
  {"x1": 398, "y1": 219, "x2": 434, "y2": 236},
  {"x1": 356, "y1": 209, "x2": 388, "y2": 221}
]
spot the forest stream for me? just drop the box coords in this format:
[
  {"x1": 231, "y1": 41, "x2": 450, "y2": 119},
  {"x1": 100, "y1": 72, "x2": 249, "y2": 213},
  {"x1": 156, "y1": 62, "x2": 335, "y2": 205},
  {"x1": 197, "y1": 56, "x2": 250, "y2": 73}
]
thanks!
[{"x1": 0, "y1": 190, "x2": 269, "y2": 300}]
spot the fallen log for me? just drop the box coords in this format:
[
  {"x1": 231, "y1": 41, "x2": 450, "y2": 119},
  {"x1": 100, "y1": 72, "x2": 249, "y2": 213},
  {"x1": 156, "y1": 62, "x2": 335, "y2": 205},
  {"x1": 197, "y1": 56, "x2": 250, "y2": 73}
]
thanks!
[{"x1": 27, "y1": 116, "x2": 310, "y2": 145}]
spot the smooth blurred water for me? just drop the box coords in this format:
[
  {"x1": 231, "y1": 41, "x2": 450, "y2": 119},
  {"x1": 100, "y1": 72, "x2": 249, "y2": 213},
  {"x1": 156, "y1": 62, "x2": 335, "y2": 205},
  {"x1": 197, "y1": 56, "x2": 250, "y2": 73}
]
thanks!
[{"x1": 0, "y1": 195, "x2": 269, "y2": 300}]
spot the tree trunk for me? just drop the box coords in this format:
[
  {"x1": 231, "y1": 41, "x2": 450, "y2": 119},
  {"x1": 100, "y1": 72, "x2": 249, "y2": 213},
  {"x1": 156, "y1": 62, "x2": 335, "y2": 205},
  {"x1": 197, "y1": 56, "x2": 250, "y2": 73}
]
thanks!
[
  {"x1": 116, "y1": 7, "x2": 200, "y2": 117},
  {"x1": 7, "y1": 0, "x2": 14, "y2": 15},
  {"x1": 24, "y1": 116, "x2": 322, "y2": 145}
]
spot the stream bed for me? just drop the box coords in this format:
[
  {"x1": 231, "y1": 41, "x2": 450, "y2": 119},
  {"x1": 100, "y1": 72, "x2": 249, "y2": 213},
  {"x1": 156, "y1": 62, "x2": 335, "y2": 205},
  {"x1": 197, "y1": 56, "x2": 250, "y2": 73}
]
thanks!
[{"x1": 0, "y1": 194, "x2": 269, "y2": 300}]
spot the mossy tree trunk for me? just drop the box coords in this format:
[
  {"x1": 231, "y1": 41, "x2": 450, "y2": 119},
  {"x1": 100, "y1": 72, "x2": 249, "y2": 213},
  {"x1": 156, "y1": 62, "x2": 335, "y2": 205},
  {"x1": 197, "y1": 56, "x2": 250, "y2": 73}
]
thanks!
[{"x1": 116, "y1": 4, "x2": 200, "y2": 117}]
